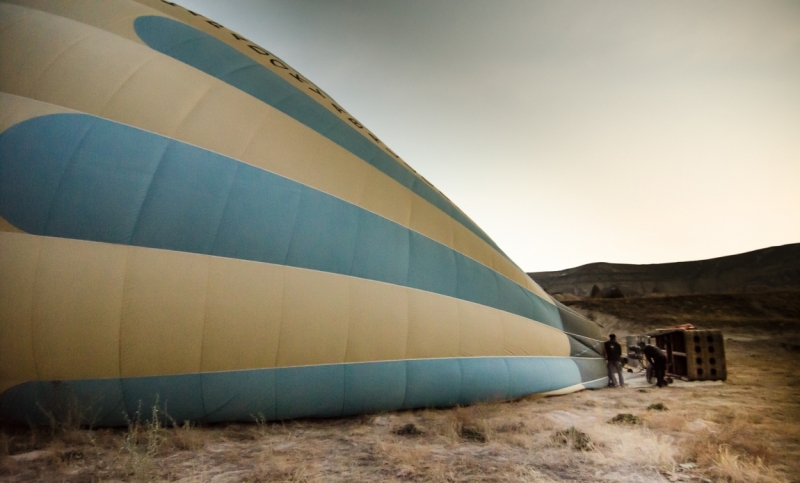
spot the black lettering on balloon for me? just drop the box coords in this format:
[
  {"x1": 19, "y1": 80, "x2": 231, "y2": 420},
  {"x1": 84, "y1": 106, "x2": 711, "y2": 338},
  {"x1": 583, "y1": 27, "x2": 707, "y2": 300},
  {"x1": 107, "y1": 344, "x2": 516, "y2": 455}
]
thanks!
[
  {"x1": 348, "y1": 118, "x2": 363, "y2": 129},
  {"x1": 188, "y1": 10, "x2": 201, "y2": 16},
  {"x1": 249, "y1": 45, "x2": 270, "y2": 56},
  {"x1": 331, "y1": 103, "x2": 344, "y2": 114},
  {"x1": 207, "y1": 20, "x2": 224, "y2": 29},
  {"x1": 270, "y1": 59, "x2": 289, "y2": 69},
  {"x1": 386, "y1": 148, "x2": 399, "y2": 158},
  {"x1": 232, "y1": 32, "x2": 249, "y2": 42},
  {"x1": 160, "y1": 1, "x2": 177, "y2": 5},
  {"x1": 368, "y1": 132, "x2": 381, "y2": 143},
  {"x1": 308, "y1": 87, "x2": 326, "y2": 99},
  {"x1": 289, "y1": 73, "x2": 308, "y2": 83}
]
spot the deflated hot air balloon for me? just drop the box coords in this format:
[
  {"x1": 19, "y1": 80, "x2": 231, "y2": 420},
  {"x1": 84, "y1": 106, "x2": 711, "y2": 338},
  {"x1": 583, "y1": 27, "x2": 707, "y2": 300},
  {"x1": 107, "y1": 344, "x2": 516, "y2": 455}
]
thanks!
[{"x1": 0, "y1": 0, "x2": 606, "y2": 425}]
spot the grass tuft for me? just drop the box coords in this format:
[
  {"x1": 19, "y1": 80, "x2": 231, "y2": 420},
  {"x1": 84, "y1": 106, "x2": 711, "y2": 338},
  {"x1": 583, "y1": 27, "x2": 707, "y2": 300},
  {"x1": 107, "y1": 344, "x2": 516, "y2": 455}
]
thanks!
[
  {"x1": 392, "y1": 423, "x2": 422, "y2": 436},
  {"x1": 608, "y1": 413, "x2": 642, "y2": 425},
  {"x1": 552, "y1": 427, "x2": 594, "y2": 451},
  {"x1": 459, "y1": 426, "x2": 487, "y2": 443},
  {"x1": 710, "y1": 445, "x2": 787, "y2": 483},
  {"x1": 121, "y1": 401, "x2": 167, "y2": 481}
]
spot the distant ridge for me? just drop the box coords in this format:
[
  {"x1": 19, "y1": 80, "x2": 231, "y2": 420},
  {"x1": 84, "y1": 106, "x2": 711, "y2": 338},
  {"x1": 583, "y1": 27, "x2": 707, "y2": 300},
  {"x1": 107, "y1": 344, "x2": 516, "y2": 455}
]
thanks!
[{"x1": 528, "y1": 243, "x2": 800, "y2": 299}]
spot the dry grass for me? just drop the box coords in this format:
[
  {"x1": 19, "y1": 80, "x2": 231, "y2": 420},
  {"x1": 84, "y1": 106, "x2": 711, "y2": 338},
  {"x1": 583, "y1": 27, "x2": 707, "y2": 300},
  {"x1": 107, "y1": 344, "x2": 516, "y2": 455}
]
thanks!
[
  {"x1": 710, "y1": 446, "x2": 786, "y2": 483},
  {"x1": 1, "y1": 293, "x2": 798, "y2": 482}
]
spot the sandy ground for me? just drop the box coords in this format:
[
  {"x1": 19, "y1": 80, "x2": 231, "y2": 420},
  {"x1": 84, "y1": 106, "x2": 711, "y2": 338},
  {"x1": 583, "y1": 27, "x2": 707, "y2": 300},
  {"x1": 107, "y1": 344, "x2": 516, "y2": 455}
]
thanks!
[{"x1": 1, "y1": 293, "x2": 799, "y2": 482}]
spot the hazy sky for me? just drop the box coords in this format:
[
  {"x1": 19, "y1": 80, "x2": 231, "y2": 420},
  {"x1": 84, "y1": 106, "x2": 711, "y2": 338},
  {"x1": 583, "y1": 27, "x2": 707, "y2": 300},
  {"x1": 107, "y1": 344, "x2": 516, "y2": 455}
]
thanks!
[{"x1": 175, "y1": 0, "x2": 800, "y2": 272}]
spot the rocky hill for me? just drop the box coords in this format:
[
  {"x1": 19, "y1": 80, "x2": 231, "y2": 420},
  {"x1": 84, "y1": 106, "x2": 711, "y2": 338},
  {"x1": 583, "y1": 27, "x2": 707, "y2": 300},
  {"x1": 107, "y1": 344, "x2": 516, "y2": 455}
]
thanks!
[{"x1": 528, "y1": 243, "x2": 800, "y2": 299}]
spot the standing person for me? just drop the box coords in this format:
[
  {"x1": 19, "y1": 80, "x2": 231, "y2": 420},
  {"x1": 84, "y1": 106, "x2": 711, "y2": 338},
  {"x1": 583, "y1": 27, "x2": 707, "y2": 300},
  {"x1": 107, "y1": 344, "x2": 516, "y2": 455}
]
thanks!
[
  {"x1": 639, "y1": 341, "x2": 668, "y2": 387},
  {"x1": 604, "y1": 334, "x2": 624, "y2": 387}
]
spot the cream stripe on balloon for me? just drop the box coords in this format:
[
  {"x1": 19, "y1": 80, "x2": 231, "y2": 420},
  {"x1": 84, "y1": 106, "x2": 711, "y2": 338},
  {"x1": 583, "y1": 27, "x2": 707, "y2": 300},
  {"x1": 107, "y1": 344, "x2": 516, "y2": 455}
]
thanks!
[{"x1": 0, "y1": 232, "x2": 569, "y2": 391}]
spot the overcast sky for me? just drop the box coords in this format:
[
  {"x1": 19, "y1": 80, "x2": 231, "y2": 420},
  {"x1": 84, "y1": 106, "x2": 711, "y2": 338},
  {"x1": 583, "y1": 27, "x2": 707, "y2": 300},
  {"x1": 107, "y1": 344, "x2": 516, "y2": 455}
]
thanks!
[{"x1": 174, "y1": 0, "x2": 800, "y2": 272}]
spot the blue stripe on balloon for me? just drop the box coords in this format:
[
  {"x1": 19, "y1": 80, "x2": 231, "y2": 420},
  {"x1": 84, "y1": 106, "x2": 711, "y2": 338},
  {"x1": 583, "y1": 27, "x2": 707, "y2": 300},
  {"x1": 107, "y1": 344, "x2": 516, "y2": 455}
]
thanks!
[
  {"x1": 132, "y1": 15, "x2": 508, "y2": 258},
  {"x1": 0, "y1": 113, "x2": 561, "y2": 330},
  {"x1": 572, "y1": 357, "x2": 609, "y2": 382},
  {"x1": 0, "y1": 356, "x2": 587, "y2": 425},
  {"x1": 0, "y1": 118, "x2": 99, "y2": 236}
]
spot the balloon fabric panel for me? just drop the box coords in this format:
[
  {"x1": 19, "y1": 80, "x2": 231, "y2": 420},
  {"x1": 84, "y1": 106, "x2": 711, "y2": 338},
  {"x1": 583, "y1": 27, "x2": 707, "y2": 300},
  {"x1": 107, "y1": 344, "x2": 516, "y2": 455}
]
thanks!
[
  {"x1": 132, "y1": 15, "x2": 504, "y2": 257},
  {"x1": 0, "y1": 114, "x2": 564, "y2": 330}
]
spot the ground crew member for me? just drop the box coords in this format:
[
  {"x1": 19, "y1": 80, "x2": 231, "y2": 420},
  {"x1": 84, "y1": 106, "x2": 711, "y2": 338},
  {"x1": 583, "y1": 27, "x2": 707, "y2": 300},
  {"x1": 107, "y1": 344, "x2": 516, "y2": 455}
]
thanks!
[
  {"x1": 604, "y1": 334, "x2": 624, "y2": 387},
  {"x1": 639, "y1": 341, "x2": 668, "y2": 387}
]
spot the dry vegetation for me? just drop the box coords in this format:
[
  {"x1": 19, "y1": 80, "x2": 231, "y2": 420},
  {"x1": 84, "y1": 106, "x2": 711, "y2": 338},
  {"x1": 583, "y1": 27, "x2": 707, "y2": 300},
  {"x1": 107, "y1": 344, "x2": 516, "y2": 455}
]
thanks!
[{"x1": 2, "y1": 291, "x2": 799, "y2": 482}]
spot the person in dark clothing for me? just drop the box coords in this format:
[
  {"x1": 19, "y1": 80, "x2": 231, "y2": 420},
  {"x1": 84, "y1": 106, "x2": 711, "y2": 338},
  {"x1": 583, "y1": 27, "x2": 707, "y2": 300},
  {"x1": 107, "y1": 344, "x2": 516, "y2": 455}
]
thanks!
[
  {"x1": 604, "y1": 334, "x2": 624, "y2": 387},
  {"x1": 639, "y1": 341, "x2": 668, "y2": 387}
]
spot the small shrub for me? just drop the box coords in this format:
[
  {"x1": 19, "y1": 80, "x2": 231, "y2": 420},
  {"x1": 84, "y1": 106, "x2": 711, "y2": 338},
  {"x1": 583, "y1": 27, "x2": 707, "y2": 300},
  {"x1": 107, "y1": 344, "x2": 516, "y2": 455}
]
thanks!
[
  {"x1": 392, "y1": 423, "x2": 422, "y2": 436},
  {"x1": 122, "y1": 401, "x2": 166, "y2": 480},
  {"x1": 552, "y1": 427, "x2": 594, "y2": 451},
  {"x1": 34, "y1": 386, "x2": 101, "y2": 434},
  {"x1": 648, "y1": 403, "x2": 668, "y2": 411},
  {"x1": 167, "y1": 421, "x2": 204, "y2": 451},
  {"x1": 609, "y1": 413, "x2": 642, "y2": 425},
  {"x1": 251, "y1": 412, "x2": 270, "y2": 438},
  {"x1": 460, "y1": 426, "x2": 487, "y2": 443}
]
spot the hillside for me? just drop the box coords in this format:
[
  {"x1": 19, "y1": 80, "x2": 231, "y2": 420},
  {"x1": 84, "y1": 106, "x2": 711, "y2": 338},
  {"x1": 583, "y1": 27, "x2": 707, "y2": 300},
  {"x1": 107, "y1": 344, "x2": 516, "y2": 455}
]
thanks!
[{"x1": 528, "y1": 243, "x2": 800, "y2": 299}]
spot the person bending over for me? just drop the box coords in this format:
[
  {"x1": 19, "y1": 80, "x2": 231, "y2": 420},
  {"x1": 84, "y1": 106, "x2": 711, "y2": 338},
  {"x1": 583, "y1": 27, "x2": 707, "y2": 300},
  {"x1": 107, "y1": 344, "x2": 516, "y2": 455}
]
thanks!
[{"x1": 639, "y1": 341, "x2": 668, "y2": 387}]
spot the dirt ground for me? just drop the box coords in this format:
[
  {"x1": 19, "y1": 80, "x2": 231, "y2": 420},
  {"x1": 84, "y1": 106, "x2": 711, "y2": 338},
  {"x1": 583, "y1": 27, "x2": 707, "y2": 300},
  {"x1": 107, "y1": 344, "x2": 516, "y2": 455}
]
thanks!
[{"x1": 1, "y1": 291, "x2": 799, "y2": 482}]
